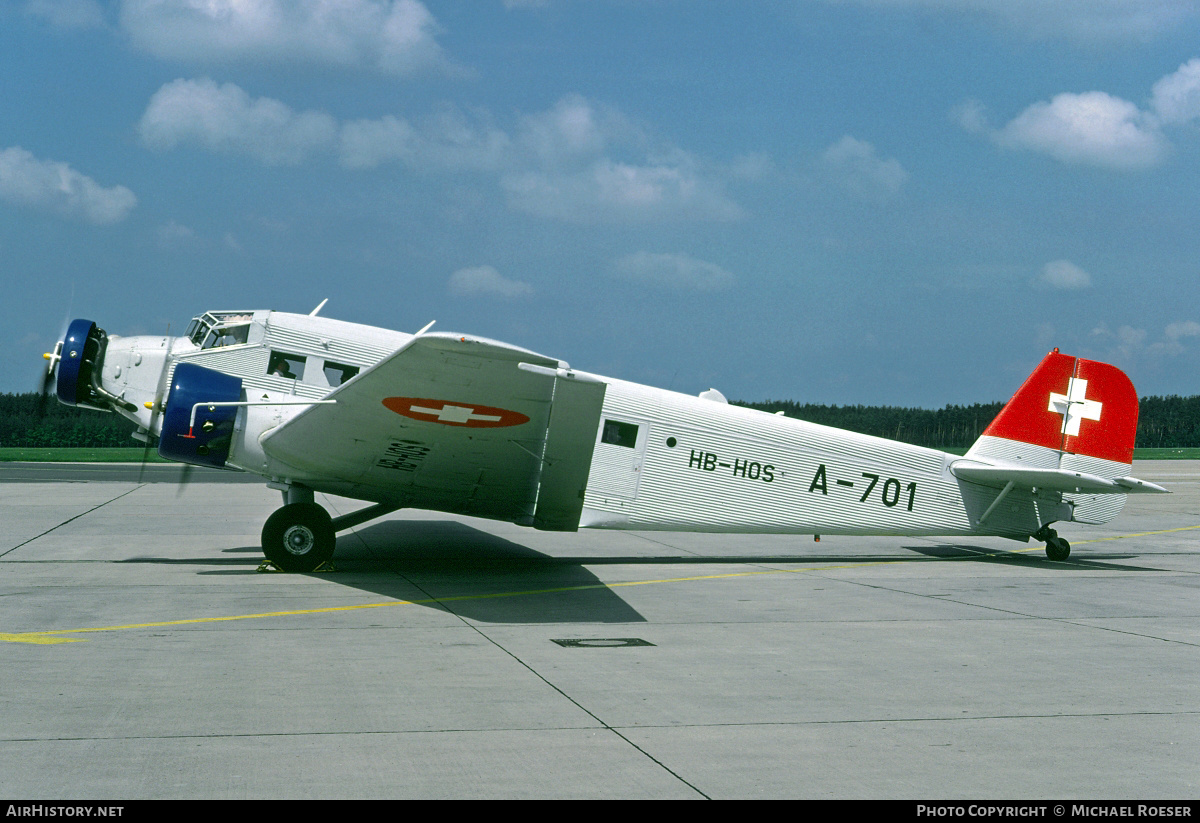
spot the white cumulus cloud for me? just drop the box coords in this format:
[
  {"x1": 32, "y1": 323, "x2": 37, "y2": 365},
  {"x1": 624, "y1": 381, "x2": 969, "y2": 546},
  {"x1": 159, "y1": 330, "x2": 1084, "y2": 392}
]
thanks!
[
  {"x1": 612, "y1": 251, "x2": 735, "y2": 292},
  {"x1": 1036, "y1": 260, "x2": 1093, "y2": 291},
  {"x1": 119, "y1": 0, "x2": 450, "y2": 75},
  {"x1": 339, "y1": 106, "x2": 510, "y2": 172},
  {"x1": 973, "y1": 59, "x2": 1200, "y2": 170},
  {"x1": 341, "y1": 93, "x2": 742, "y2": 222},
  {"x1": 1161, "y1": 320, "x2": 1200, "y2": 354},
  {"x1": 140, "y1": 83, "x2": 744, "y2": 223},
  {"x1": 1091, "y1": 320, "x2": 1200, "y2": 360},
  {"x1": 503, "y1": 157, "x2": 744, "y2": 223},
  {"x1": 510, "y1": 97, "x2": 743, "y2": 222},
  {"x1": 1150, "y1": 58, "x2": 1200, "y2": 126},
  {"x1": 139, "y1": 78, "x2": 338, "y2": 165},
  {"x1": 0, "y1": 146, "x2": 136, "y2": 224},
  {"x1": 448, "y1": 266, "x2": 533, "y2": 298},
  {"x1": 996, "y1": 91, "x2": 1168, "y2": 170},
  {"x1": 820, "y1": 135, "x2": 908, "y2": 201},
  {"x1": 1165, "y1": 320, "x2": 1200, "y2": 341}
]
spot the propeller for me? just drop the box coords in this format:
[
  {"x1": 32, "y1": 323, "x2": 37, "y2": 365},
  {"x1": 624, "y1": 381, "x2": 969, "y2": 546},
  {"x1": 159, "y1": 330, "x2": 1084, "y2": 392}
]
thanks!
[
  {"x1": 133, "y1": 326, "x2": 195, "y2": 494},
  {"x1": 176, "y1": 463, "x2": 194, "y2": 496},
  {"x1": 37, "y1": 345, "x2": 59, "y2": 417},
  {"x1": 37, "y1": 302, "x2": 73, "y2": 418},
  {"x1": 137, "y1": 325, "x2": 174, "y2": 484}
]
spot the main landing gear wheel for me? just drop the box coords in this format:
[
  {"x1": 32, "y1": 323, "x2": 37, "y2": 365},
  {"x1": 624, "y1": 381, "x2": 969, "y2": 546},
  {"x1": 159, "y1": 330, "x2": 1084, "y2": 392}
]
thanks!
[{"x1": 261, "y1": 502, "x2": 335, "y2": 572}]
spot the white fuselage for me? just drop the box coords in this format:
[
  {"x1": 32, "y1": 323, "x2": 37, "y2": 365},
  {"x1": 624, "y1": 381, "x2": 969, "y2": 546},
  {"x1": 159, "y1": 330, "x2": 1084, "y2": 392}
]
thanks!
[
  {"x1": 98, "y1": 310, "x2": 1072, "y2": 541},
  {"x1": 578, "y1": 377, "x2": 1068, "y2": 539}
]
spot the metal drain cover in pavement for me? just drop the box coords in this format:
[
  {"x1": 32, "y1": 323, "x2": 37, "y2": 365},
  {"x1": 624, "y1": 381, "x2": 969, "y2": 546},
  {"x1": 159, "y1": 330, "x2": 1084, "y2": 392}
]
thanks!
[{"x1": 552, "y1": 638, "x2": 655, "y2": 648}]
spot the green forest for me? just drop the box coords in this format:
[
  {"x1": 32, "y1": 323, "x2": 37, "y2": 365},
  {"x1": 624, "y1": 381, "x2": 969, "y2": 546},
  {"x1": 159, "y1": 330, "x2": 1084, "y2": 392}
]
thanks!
[
  {"x1": 737, "y1": 396, "x2": 1200, "y2": 449},
  {"x1": 3, "y1": 391, "x2": 1198, "y2": 450}
]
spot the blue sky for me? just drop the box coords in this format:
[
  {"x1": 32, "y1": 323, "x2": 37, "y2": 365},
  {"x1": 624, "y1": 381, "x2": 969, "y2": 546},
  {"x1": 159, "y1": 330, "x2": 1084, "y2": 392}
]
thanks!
[{"x1": 3, "y1": 0, "x2": 1200, "y2": 407}]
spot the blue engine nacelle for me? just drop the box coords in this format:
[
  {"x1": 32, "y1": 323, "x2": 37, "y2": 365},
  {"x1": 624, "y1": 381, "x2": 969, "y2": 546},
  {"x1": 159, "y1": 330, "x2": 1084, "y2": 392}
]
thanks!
[{"x1": 159, "y1": 362, "x2": 244, "y2": 469}]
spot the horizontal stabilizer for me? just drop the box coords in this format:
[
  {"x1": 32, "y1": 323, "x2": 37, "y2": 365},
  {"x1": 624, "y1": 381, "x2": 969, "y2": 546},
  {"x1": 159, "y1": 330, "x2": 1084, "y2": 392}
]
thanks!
[
  {"x1": 1112, "y1": 475, "x2": 1171, "y2": 493},
  {"x1": 951, "y1": 461, "x2": 1168, "y2": 495}
]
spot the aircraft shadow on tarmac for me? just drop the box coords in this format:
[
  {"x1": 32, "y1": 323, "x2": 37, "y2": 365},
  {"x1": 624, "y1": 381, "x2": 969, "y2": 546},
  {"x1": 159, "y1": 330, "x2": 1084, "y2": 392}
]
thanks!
[
  {"x1": 323, "y1": 520, "x2": 651, "y2": 624},
  {"x1": 903, "y1": 543, "x2": 1163, "y2": 572},
  {"x1": 117, "y1": 522, "x2": 1164, "y2": 624}
]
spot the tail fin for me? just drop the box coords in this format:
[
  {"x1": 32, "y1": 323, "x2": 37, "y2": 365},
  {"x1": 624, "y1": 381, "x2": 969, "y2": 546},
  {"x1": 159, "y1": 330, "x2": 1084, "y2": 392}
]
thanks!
[
  {"x1": 967, "y1": 348, "x2": 1138, "y2": 472},
  {"x1": 958, "y1": 349, "x2": 1165, "y2": 526}
]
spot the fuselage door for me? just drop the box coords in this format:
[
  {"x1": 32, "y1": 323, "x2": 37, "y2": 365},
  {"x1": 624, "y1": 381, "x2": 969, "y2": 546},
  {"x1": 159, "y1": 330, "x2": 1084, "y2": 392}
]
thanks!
[{"x1": 587, "y1": 417, "x2": 649, "y2": 500}]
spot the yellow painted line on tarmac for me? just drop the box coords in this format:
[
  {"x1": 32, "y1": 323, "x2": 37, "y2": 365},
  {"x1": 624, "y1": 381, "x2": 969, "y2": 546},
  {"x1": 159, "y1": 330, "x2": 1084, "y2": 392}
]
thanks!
[
  {"x1": 1005, "y1": 523, "x2": 1200, "y2": 554},
  {"x1": 0, "y1": 568, "x2": 847, "y2": 645},
  {"x1": 5, "y1": 524, "x2": 1198, "y2": 644},
  {"x1": 1072, "y1": 523, "x2": 1200, "y2": 544}
]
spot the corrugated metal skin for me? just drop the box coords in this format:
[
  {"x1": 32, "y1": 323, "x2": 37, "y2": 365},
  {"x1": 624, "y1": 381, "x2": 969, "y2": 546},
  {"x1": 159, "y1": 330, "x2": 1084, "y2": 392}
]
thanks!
[
  {"x1": 263, "y1": 313, "x2": 407, "y2": 367},
  {"x1": 172, "y1": 347, "x2": 329, "y2": 400},
  {"x1": 966, "y1": 435, "x2": 1061, "y2": 469},
  {"x1": 963, "y1": 436, "x2": 1129, "y2": 525},
  {"x1": 167, "y1": 312, "x2": 411, "y2": 401},
  {"x1": 582, "y1": 379, "x2": 1054, "y2": 538},
  {"x1": 257, "y1": 332, "x2": 559, "y2": 524},
  {"x1": 1061, "y1": 452, "x2": 1129, "y2": 524}
]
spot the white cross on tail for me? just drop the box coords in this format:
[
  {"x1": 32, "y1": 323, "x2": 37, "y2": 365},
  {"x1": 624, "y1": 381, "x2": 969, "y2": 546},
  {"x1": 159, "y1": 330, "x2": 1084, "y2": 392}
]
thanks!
[{"x1": 1047, "y1": 377, "x2": 1102, "y2": 436}]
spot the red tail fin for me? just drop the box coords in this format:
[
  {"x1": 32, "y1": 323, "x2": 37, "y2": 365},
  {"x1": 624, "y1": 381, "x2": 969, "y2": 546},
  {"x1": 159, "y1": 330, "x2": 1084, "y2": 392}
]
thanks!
[{"x1": 979, "y1": 349, "x2": 1138, "y2": 465}]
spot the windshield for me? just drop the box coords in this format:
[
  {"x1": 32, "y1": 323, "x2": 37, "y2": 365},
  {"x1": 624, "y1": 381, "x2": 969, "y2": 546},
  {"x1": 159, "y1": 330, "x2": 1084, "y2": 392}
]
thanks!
[{"x1": 187, "y1": 312, "x2": 253, "y2": 349}]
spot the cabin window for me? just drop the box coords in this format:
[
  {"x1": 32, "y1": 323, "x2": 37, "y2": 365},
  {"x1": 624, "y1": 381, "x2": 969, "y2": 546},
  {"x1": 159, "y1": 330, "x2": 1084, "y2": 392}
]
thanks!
[
  {"x1": 601, "y1": 419, "x2": 639, "y2": 448},
  {"x1": 323, "y1": 361, "x2": 360, "y2": 388},
  {"x1": 268, "y1": 352, "x2": 305, "y2": 380}
]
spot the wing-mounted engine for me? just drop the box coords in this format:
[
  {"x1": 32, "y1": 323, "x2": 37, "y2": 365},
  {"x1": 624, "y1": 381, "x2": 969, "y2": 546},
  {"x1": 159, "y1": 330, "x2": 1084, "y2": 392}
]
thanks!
[{"x1": 158, "y1": 362, "x2": 244, "y2": 469}]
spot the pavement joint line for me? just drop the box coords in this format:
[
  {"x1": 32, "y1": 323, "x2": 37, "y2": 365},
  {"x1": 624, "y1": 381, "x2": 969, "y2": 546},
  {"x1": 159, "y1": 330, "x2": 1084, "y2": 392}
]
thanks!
[
  {"x1": 3, "y1": 523, "x2": 1197, "y2": 645},
  {"x1": 415, "y1": 578, "x2": 713, "y2": 799},
  {"x1": 12, "y1": 707, "x2": 1197, "y2": 744},
  {"x1": 0, "y1": 486, "x2": 143, "y2": 559}
]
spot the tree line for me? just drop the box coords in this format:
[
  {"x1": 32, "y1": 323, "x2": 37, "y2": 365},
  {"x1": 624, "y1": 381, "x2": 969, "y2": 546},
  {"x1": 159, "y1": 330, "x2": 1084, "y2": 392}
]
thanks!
[
  {"x1": 1, "y1": 391, "x2": 1198, "y2": 449},
  {"x1": 0, "y1": 392, "x2": 140, "y2": 448},
  {"x1": 735, "y1": 396, "x2": 1200, "y2": 449}
]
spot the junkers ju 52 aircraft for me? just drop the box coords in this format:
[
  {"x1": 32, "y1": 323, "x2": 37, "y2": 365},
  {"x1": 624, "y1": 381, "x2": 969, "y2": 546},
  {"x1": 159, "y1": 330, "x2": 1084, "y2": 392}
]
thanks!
[{"x1": 44, "y1": 304, "x2": 1167, "y2": 571}]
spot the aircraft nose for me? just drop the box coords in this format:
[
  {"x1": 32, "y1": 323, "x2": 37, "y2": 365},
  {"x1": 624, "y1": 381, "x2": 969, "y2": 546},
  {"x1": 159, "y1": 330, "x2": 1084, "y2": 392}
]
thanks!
[
  {"x1": 45, "y1": 318, "x2": 138, "y2": 414},
  {"x1": 54, "y1": 318, "x2": 102, "y2": 406}
]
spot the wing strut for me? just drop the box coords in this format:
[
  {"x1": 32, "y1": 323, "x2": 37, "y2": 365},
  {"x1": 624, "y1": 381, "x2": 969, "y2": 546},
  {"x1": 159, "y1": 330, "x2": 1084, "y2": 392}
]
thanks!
[{"x1": 978, "y1": 481, "x2": 1016, "y2": 525}]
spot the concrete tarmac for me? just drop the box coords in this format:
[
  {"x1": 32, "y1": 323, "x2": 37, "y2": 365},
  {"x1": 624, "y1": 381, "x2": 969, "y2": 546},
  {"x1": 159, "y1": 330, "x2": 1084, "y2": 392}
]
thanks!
[{"x1": 1, "y1": 461, "x2": 1197, "y2": 799}]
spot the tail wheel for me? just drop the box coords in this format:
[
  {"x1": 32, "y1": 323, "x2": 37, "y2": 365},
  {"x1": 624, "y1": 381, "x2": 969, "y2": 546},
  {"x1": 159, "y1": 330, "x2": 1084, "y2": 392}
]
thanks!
[
  {"x1": 1046, "y1": 536, "x2": 1071, "y2": 561},
  {"x1": 262, "y1": 502, "x2": 336, "y2": 572}
]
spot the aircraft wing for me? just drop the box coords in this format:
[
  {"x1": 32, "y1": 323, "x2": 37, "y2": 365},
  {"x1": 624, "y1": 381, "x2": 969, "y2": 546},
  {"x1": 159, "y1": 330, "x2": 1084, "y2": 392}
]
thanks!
[
  {"x1": 950, "y1": 461, "x2": 1169, "y2": 494},
  {"x1": 260, "y1": 331, "x2": 606, "y2": 528}
]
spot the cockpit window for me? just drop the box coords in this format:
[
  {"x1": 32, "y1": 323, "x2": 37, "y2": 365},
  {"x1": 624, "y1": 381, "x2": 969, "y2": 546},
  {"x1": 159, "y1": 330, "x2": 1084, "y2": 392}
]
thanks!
[
  {"x1": 187, "y1": 312, "x2": 254, "y2": 349},
  {"x1": 268, "y1": 352, "x2": 305, "y2": 380},
  {"x1": 323, "y1": 361, "x2": 360, "y2": 387},
  {"x1": 202, "y1": 324, "x2": 249, "y2": 349}
]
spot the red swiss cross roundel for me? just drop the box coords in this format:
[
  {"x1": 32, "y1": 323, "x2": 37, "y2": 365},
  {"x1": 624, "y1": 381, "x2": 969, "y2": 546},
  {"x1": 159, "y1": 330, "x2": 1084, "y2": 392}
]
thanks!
[{"x1": 382, "y1": 397, "x2": 530, "y2": 428}]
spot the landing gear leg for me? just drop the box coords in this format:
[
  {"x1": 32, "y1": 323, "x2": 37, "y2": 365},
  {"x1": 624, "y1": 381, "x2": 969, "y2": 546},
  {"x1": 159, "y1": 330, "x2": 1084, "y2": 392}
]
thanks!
[
  {"x1": 261, "y1": 502, "x2": 336, "y2": 572},
  {"x1": 1033, "y1": 524, "x2": 1071, "y2": 561}
]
